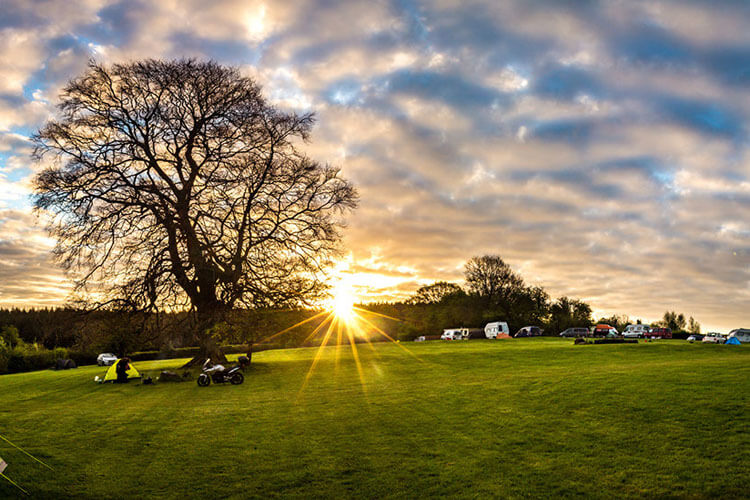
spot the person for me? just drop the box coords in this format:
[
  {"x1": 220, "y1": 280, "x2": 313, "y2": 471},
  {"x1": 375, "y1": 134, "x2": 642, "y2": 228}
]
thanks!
[{"x1": 115, "y1": 357, "x2": 131, "y2": 383}]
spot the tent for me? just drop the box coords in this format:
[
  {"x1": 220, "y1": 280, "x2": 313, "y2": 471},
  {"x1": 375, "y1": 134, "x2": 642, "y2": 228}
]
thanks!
[
  {"x1": 103, "y1": 359, "x2": 141, "y2": 382},
  {"x1": 725, "y1": 337, "x2": 741, "y2": 345}
]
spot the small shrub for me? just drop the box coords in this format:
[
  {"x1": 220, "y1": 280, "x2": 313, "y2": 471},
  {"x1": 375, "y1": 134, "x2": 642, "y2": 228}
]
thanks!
[
  {"x1": 68, "y1": 351, "x2": 97, "y2": 367},
  {"x1": 0, "y1": 325, "x2": 20, "y2": 347},
  {"x1": 0, "y1": 338, "x2": 9, "y2": 373}
]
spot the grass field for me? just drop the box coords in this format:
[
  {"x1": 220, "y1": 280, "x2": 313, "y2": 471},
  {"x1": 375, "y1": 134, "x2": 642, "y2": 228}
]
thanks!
[{"x1": 0, "y1": 338, "x2": 748, "y2": 499}]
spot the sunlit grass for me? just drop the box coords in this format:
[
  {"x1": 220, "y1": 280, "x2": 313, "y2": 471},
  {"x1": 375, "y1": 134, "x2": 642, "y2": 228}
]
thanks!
[
  {"x1": 264, "y1": 285, "x2": 418, "y2": 395},
  {"x1": 1, "y1": 340, "x2": 748, "y2": 498}
]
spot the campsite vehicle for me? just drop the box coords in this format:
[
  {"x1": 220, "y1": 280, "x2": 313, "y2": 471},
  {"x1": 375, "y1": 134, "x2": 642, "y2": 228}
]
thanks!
[
  {"x1": 686, "y1": 334, "x2": 705, "y2": 342},
  {"x1": 702, "y1": 333, "x2": 724, "y2": 344},
  {"x1": 514, "y1": 326, "x2": 542, "y2": 338},
  {"x1": 559, "y1": 327, "x2": 589, "y2": 338},
  {"x1": 484, "y1": 321, "x2": 510, "y2": 339},
  {"x1": 727, "y1": 328, "x2": 750, "y2": 343},
  {"x1": 623, "y1": 324, "x2": 650, "y2": 338},
  {"x1": 646, "y1": 327, "x2": 672, "y2": 339},
  {"x1": 197, "y1": 359, "x2": 244, "y2": 386},
  {"x1": 441, "y1": 329, "x2": 464, "y2": 340},
  {"x1": 96, "y1": 353, "x2": 118, "y2": 366},
  {"x1": 461, "y1": 328, "x2": 486, "y2": 340},
  {"x1": 593, "y1": 324, "x2": 618, "y2": 337}
]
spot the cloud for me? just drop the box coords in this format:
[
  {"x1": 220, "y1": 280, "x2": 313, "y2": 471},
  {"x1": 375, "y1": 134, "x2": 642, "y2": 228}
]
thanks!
[{"x1": 0, "y1": 0, "x2": 747, "y2": 331}]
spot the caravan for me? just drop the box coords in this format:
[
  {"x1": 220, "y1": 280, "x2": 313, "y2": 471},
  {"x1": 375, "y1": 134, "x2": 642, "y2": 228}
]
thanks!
[
  {"x1": 727, "y1": 328, "x2": 750, "y2": 343},
  {"x1": 623, "y1": 324, "x2": 650, "y2": 338},
  {"x1": 484, "y1": 321, "x2": 510, "y2": 339}
]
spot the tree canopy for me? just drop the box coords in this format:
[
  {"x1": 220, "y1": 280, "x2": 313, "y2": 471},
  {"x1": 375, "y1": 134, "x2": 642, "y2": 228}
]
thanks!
[
  {"x1": 33, "y1": 59, "x2": 357, "y2": 331},
  {"x1": 407, "y1": 281, "x2": 465, "y2": 305}
]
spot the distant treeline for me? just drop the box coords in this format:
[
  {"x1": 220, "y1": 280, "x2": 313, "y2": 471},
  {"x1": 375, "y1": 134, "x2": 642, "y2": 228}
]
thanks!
[
  {"x1": 0, "y1": 307, "x2": 324, "y2": 355},
  {"x1": 0, "y1": 255, "x2": 702, "y2": 361}
]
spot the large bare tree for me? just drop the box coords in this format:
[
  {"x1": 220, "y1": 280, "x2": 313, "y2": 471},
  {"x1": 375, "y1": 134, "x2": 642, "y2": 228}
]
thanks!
[{"x1": 33, "y1": 59, "x2": 357, "y2": 357}]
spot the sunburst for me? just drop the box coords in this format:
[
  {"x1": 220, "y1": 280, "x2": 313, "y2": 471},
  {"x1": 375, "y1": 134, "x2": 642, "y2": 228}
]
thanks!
[{"x1": 256, "y1": 284, "x2": 420, "y2": 394}]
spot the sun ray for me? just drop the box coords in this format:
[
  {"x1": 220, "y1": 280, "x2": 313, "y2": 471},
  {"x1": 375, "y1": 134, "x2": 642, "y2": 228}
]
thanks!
[
  {"x1": 300, "y1": 312, "x2": 335, "y2": 345},
  {"x1": 353, "y1": 312, "x2": 422, "y2": 361},
  {"x1": 347, "y1": 314, "x2": 381, "y2": 355},
  {"x1": 335, "y1": 316, "x2": 343, "y2": 374},
  {"x1": 256, "y1": 310, "x2": 330, "y2": 344},
  {"x1": 353, "y1": 307, "x2": 405, "y2": 323},
  {"x1": 346, "y1": 325, "x2": 368, "y2": 397},
  {"x1": 299, "y1": 315, "x2": 338, "y2": 395}
]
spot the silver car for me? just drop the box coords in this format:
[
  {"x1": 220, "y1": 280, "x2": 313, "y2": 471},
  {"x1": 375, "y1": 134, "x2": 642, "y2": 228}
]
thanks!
[{"x1": 97, "y1": 353, "x2": 118, "y2": 366}]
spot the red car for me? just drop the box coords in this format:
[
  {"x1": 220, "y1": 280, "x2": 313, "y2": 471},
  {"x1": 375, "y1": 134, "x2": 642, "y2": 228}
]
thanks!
[{"x1": 647, "y1": 327, "x2": 672, "y2": 339}]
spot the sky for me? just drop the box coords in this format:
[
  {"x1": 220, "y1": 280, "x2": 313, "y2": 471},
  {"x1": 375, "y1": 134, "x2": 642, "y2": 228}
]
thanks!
[{"x1": 0, "y1": 0, "x2": 748, "y2": 331}]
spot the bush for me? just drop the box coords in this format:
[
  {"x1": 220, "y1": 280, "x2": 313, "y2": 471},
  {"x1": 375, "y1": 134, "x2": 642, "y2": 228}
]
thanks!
[
  {"x1": 0, "y1": 338, "x2": 9, "y2": 373},
  {"x1": 4, "y1": 342, "x2": 59, "y2": 373},
  {"x1": 0, "y1": 342, "x2": 99, "y2": 374},
  {"x1": 0, "y1": 325, "x2": 20, "y2": 348},
  {"x1": 127, "y1": 343, "x2": 279, "y2": 362},
  {"x1": 68, "y1": 350, "x2": 97, "y2": 367},
  {"x1": 130, "y1": 346, "x2": 201, "y2": 362}
]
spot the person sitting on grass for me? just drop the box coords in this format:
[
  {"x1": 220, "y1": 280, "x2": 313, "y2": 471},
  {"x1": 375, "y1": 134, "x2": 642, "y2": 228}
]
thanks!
[{"x1": 115, "y1": 357, "x2": 131, "y2": 383}]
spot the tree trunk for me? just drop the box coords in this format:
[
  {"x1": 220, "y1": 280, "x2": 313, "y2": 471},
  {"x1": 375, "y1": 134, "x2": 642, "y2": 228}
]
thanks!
[{"x1": 180, "y1": 302, "x2": 229, "y2": 368}]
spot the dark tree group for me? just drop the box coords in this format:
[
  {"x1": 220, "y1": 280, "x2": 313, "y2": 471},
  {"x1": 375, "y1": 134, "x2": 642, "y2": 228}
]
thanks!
[{"x1": 362, "y1": 254, "x2": 592, "y2": 338}]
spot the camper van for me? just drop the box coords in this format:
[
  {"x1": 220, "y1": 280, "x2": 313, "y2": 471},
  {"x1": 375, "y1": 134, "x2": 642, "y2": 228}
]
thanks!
[
  {"x1": 441, "y1": 328, "x2": 464, "y2": 340},
  {"x1": 623, "y1": 324, "x2": 650, "y2": 338},
  {"x1": 484, "y1": 321, "x2": 510, "y2": 339}
]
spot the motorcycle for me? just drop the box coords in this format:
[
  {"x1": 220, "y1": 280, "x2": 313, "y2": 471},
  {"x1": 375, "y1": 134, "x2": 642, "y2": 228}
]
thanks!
[{"x1": 197, "y1": 358, "x2": 244, "y2": 387}]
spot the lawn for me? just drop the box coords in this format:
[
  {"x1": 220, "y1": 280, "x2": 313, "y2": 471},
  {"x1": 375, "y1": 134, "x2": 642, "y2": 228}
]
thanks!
[{"x1": 0, "y1": 338, "x2": 748, "y2": 499}]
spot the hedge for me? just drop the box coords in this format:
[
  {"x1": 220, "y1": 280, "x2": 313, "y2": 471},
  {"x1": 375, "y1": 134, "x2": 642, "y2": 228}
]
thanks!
[
  {"x1": 128, "y1": 343, "x2": 284, "y2": 362},
  {"x1": 0, "y1": 345, "x2": 97, "y2": 375}
]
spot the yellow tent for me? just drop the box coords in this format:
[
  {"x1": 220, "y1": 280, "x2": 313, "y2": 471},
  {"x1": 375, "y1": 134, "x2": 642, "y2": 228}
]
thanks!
[{"x1": 103, "y1": 359, "x2": 141, "y2": 382}]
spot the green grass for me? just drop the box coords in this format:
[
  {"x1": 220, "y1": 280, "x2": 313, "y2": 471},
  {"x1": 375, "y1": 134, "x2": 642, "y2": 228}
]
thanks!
[{"x1": 0, "y1": 339, "x2": 748, "y2": 499}]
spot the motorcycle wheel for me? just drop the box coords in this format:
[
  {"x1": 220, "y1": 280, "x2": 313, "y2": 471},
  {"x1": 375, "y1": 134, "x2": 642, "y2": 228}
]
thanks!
[
  {"x1": 197, "y1": 374, "x2": 211, "y2": 387},
  {"x1": 230, "y1": 372, "x2": 244, "y2": 385}
]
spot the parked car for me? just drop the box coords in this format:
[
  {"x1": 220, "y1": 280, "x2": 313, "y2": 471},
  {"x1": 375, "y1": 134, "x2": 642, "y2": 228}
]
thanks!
[
  {"x1": 484, "y1": 321, "x2": 510, "y2": 339},
  {"x1": 647, "y1": 327, "x2": 672, "y2": 339},
  {"x1": 441, "y1": 329, "x2": 464, "y2": 340},
  {"x1": 727, "y1": 328, "x2": 750, "y2": 343},
  {"x1": 623, "y1": 324, "x2": 650, "y2": 338},
  {"x1": 514, "y1": 326, "x2": 543, "y2": 338},
  {"x1": 702, "y1": 333, "x2": 724, "y2": 344},
  {"x1": 97, "y1": 353, "x2": 118, "y2": 366},
  {"x1": 686, "y1": 334, "x2": 705, "y2": 342},
  {"x1": 593, "y1": 324, "x2": 618, "y2": 337},
  {"x1": 414, "y1": 336, "x2": 426, "y2": 342},
  {"x1": 559, "y1": 327, "x2": 590, "y2": 338}
]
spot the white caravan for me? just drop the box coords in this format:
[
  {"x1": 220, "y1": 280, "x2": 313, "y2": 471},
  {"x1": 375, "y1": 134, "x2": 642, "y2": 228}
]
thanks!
[
  {"x1": 728, "y1": 328, "x2": 750, "y2": 343},
  {"x1": 441, "y1": 328, "x2": 465, "y2": 340},
  {"x1": 484, "y1": 321, "x2": 510, "y2": 339},
  {"x1": 623, "y1": 324, "x2": 650, "y2": 338}
]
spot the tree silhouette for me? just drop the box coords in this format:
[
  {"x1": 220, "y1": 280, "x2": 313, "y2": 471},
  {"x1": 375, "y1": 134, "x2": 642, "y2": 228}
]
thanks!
[
  {"x1": 464, "y1": 255, "x2": 525, "y2": 306},
  {"x1": 33, "y1": 59, "x2": 357, "y2": 358},
  {"x1": 407, "y1": 281, "x2": 465, "y2": 305}
]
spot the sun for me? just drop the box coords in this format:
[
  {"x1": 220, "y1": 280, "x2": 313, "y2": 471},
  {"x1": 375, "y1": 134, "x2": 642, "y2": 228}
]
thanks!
[{"x1": 331, "y1": 283, "x2": 356, "y2": 323}]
